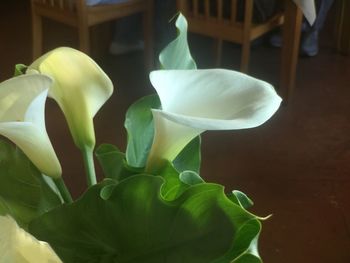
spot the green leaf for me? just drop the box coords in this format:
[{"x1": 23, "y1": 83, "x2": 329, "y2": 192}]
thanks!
[
  {"x1": 125, "y1": 94, "x2": 161, "y2": 168},
  {"x1": 96, "y1": 143, "x2": 142, "y2": 181},
  {"x1": 159, "y1": 167, "x2": 204, "y2": 201},
  {"x1": 157, "y1": 161, "x2": 204, "y2": 201},
  {"x1": 29, "y1": 175, "x2": 262, "y2": 263},
  {"x1": 99, "y1": 179, "x2": 119, "y2": 200},
  {"x1": 173, "y1": 136, "x2": 201, "y2": 173},
  {"x1": 179, "y1": 170, "x2": 204, "y2": 185},
  {"x1": 229, "y1": 190, "x2": 254, "y2": 210},
  {"x1": 0, "y1": 140, "x2": 62, "y2": 228},
  {"x1": 124, "y1": 94, "x2": 202, "y2": 173},
  {"x1": 233, "y1": 254, "x2": 262, "y2": 263},
  {"x1": 158, "y1": 161, "x2": 190, "y2": 200},
  {"x1": 13, "y1": 64, "x2": 27, "y2": 76},
  {"x1": 226, "y1": 219, "x2": 262, "y2": 263},
  {"x1": 95, "y1": 143, "x2": 124, "y2": 179},
  {"x1": 159, "y1": 13, "x2": 197, "y2": 70}
]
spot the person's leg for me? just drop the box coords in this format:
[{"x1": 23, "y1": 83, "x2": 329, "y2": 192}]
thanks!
[
  {"x1": 270, "y1": 0, "x2": 334, "y2": 56},
  {"x1": 109, "y1": 14, "x2": 143, "y2": 55},
  {"x1": 300, "y1": 0, "x2": 334, "y2": 56}
]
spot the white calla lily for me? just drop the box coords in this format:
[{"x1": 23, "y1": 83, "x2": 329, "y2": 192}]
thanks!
[
  {"x1": 28, "y1": 47, "x2": 113, "y2": 150},
  {"x1": 0, "y1": 215, "x2": 62, "y2": 263},
  {"x1": 146, "y1": 69, "x2": 282, "y2": 171},
  {"x1": 0, "y1": 74, "x2": 61, "y2": 178}
]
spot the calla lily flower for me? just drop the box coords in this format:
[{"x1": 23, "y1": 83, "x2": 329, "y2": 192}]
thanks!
[
  {"x1": 28, "y1": 47, "x2": 113, "y2": 150},
  {"x1": 0, "y1": 215, "x2": 62, "y2": 263},
  {"x1": 0, "y1": 74, "x2": 62, "y2": 178},
  {"x1": 146, "y1": 69, "x2": 282, "y2": 171}
]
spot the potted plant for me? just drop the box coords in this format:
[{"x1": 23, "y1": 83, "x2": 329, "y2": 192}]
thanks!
[{"x1": 0, "y1": 14, "x2": 281, "y2": 262}]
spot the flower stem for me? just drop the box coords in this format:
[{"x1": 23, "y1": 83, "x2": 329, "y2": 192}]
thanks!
[
  {"x1": 82, "y1": 147, "x2": 97, "y2": 187},
  {"x1": 54, "y1": 178, "x2": 73, "y2": 203}
]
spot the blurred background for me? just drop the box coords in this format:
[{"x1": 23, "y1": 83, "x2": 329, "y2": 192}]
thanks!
[{"x1": 1, "y1": 0, "x2": 350, "y2": 262}]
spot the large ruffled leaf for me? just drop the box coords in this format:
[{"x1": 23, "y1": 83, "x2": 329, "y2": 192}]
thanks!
[
  {"x1": 96, "y1": 143, "x2": 142, "y2": 181},
  {"x1": 0, "y1": 140, "x2": 62, "y2": 228},
  {"x1": 229, "y1": 190, "x2": 254, "y2": 210},
  {"x1": 29, "y1": 175, "x2": 262, "y2": 263},
  {"x1": 157, "y1": 160, "x2": 205, "y2": 202}
]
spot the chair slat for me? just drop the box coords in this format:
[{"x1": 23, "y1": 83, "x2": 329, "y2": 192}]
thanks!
[
  {"x1": 204, "y1": 0, "x2": 210, "y2": 18},
  {"x1": 231, "y1": 0, "x2": 237, "y2": 23},
  {"x1": 59, "y1": 0, "x2": 64, "y2": 9},
  {"x1": 193, "y1": 0, "x2": 198, "y2": 17},
  {"x1": 217, "y1": 0, "x2": 223, "y2": 21}
]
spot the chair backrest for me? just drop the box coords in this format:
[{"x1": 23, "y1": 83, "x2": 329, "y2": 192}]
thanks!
[
  {"x1": 31, "y1": 0, "x2": 154, "y2": 66},
  {"x1": 177, "y1": 0, "x2": 252, "y2": 26},
  {"x1": 85, "y1": 0, "x2": 149, "y2": 26},
  {"x1": 177, "y1": 0, "x2": 255, "y2": 43},
  {"x1": 177, "y1": 0, "x2": 283, "y2": 42},
  {"x1": 32, "y1": 0, "x2": 76, "y2": 11},
  {"x1": 32, "y1": 0, "x2": 151, "y2": 25}
]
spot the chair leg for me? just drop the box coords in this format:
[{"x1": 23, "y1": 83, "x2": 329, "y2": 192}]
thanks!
[
  {"x1": 336, "y1": 0, "x2": 350, "y2": 55},
  {"x1": 32, "y1": 11, "x2": 43, "y2": 60},
  {"x1": 78, "y1": 26, "x2": 90, "y2": 55},
  {"x1": 280, "y1": 0, "x2": 303, "y2": 103},
  {"x1": 143, "y1": 0, "x2": 155, "y2": 71},
  {"x1": 240, "y1": 41, "x2": 250, "y2": 73},
  {"x1": 214, "y1": 38, "x2": 223, "y2": 66},
  {"x1": 240, "y1": 0, "x2": 253, "y2": 73}
]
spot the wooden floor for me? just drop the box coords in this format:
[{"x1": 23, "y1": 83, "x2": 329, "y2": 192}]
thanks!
[{"x1": 1, "y1": 1, "x2": 350, "y2": 262}]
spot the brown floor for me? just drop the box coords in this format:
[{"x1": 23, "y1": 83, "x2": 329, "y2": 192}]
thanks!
[{"x1": 1, "y1": 1, "x2": 350, "y2": 262}]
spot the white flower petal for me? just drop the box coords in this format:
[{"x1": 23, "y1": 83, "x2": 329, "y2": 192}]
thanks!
[
  {"x1": 0, "y1": 74, "x2": 51, "y2": 122},
  {"x1": 0, "y1": 123, "x2": 61, "y2": 178},
  {"x1": 0, "y1": 75, "x2": 61, "y2": 178},
  {"x1": 150, "y1": 69, "x2": 282, "y2": 125},
  {"x1": 153, "y1": 106, "x2": 276, "y2": 131},
  {"x1": 25, "y1": 87, "x2": 48, "y2": 132},
  {"x1": 0, "y1": 215, "x2": 62, "y2": 263},
  {"x1": 146, "y1": 109, "x2": 203, "y2": 169},
  {"x1": 146, "y1": 69, "x2": 282, "y2": 171},
  {"x1": 29, "y1": 47, "x2": 114, "y2": 149}
]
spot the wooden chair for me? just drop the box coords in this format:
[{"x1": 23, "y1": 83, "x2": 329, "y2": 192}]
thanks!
[
  {"x1": 335, "y1": 0, "x2": 350, "y2": 55},
  {"x1": 176, "y1": 0, "x2": 284, "y2": 73},
  {"x1": 30, "y1": 0, "x2": 154, "y2": 69}
]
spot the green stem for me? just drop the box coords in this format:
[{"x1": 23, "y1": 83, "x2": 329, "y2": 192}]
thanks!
[
  {"x1": 82, "y1": 147, "x2": 97, "y2": 187},
  {"x1": 54, "y1": 177, "x2": 73, "y2": 203}
]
